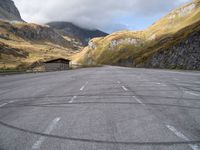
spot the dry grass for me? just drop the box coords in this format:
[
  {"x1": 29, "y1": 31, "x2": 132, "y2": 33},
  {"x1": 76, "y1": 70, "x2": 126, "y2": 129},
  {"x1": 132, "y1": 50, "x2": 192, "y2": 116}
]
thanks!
[
  {"x1": 73, "y1": 0, "x2": 200, "y2": 66},
  {"x1": 0, "y1": 20, "x2": 74, "y2": 70}
]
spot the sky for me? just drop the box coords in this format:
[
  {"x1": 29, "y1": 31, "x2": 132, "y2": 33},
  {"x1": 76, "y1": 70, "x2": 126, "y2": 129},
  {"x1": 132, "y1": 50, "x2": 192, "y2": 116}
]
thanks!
[{"x1": 13, "y1": 0, "x2": 191, "y2": 33}]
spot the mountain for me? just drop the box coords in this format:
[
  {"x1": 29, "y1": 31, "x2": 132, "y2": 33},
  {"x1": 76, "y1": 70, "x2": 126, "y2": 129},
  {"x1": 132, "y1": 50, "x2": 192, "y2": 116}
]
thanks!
[
  {"x1": 46, "y1": 22, "x2": 108, "y2": 46},
  {"x1": 0, "y1": 20, "x2": 78, "y2": 70},
  {"x1": 0, "y1": 0, "x2": 24, "y2": 22},
  {"x1": 73, "y1": 0, "x2": 200, "y2": 70},
  {"x1": 0, "y1": 1, "x2": 82, "y2": 70}
]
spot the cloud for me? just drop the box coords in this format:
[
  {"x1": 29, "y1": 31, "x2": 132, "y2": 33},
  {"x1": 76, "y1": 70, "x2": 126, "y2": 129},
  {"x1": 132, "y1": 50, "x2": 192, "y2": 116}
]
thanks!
[{"x1": 13, "y1": 0, "x2": 191, "y2": 32}]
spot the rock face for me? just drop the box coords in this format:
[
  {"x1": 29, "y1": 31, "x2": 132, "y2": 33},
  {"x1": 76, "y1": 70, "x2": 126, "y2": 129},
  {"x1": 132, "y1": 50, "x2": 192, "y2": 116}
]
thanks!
[
  {"x1": 109, "y1": 38, "x2": 142, "y2": 49},
  {"x1": 9, "y1": 24, "x2": 73, "y2": 48},
  {"x1": 141, "y1": 31, "x2": 200, "y2": 70},
  {"x1": 47, "y1": 22, "x2": 108, "y2": 46},
  {"x1": 0, "y1": 0, "x2": 23, "y2": 21},
  {"x1": 0, "y1": 42, "x2": 28, "y2": 58}
]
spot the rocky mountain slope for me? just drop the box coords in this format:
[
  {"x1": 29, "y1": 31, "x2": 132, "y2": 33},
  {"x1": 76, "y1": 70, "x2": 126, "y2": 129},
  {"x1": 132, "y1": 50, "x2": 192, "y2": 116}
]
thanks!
[
  {"x1": 0, "y1": 20, "x2": 78, "y2": 70},
  {"x1": 0, "y1": 1, "x2": 82, "y2": 70},
  {"x1": 141, "y1": 31, "x2": 200, "y2": 70},
  {"x1": 0, "y1": 0, "x2": 23, "y2": 22},
  {"x1": 74, "y1": 0, "x2": 200, "y2": 70},
  {"x1": 47, "y1": 22, "x2": 108, "y2": 46}
]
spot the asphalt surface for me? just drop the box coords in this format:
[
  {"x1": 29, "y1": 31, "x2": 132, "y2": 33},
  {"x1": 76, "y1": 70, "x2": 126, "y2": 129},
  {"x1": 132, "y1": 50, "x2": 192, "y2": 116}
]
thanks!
[{"x1": 0, "y1": 66, "x2": 200, "y2": 150}]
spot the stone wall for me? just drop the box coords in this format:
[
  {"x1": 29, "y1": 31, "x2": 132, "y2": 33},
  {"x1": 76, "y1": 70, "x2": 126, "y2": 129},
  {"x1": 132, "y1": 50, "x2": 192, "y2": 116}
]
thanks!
[
  {"x1": 140, "y1": 31, "x2": 200, "y2": 70},
  {"x1": 44, "y1": 63, "x2": 69, "y2": 72}
]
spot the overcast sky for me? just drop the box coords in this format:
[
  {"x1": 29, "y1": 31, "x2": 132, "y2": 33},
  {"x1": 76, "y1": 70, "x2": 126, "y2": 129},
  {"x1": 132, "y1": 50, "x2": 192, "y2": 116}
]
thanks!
[{"x1": 13, "y1": 0, "x2": 191, "y2": 33}]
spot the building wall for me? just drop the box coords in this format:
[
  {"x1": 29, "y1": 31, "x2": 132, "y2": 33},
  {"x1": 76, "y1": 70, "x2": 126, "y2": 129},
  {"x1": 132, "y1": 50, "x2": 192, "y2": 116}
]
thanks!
[{"x1": 44, "y1": 63, "x2": 69, "y2": 71}]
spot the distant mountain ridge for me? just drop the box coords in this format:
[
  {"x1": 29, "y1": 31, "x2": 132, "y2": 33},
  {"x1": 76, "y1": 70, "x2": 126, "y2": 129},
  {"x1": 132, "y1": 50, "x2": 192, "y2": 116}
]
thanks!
[
  {"x1": 0, "y1": 0, "x2": 23, "y2": 22},
  {"x1": 47, "y1": 22, "x2": 108, "y2": 46}
]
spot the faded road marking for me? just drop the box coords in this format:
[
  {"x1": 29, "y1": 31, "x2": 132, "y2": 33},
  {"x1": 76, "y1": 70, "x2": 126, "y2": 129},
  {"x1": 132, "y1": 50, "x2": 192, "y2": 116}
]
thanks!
[
  {"x1": 132, "y1": 96, "x2": 145, "y2": 105},
  {"x1": 166, "y1": 125, "x2": 200, "y2": 150},
  {"x1": 155, "y1": 83, "x2": 167, "y2": 86},
  {"x1": 185, "y1": 91, "x2": 200, "y2": 96},
  {"x1": 122, "y1": 86, "x2": 128, "y2": 91},
  {"x1": 80, "y1": 81, "x2": 89, "y2": 91},
  {"x1": 80, "y1": 86, "x2": 85, "y2": 91},
  {"x1": 32, "y1": 117, "x2": 61, "y2": 149},
  {"x1": 117, "y1": 81, "x2": 121, "y2": 84},
  {"x1": 0, "y1": 103, "x2": 7, "y2": 108},
  {"x1": 174, "y1": 78, "x2": 179, "y2": 81},
  {"x1": 69, "y1": 96, "x2": 77, "y2": 103}
]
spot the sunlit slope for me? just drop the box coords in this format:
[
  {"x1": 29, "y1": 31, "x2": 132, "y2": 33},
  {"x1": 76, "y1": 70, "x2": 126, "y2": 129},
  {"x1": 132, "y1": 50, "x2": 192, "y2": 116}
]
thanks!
[
  {"x1": 73, "y1": 0, "x2": 200, "y2": 66},
  {"x1": 0, "y1": 21, "x2": 78, "y2": 70}
]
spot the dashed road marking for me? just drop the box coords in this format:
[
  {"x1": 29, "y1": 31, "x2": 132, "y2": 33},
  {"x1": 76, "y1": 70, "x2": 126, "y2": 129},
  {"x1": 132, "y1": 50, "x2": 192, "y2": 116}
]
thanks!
[
  {"x1": 166, "y1": 125, "x2": 200, "y2": 150},
  {"x1": 32, "y1": 117, "x2": 61, "y2": 149},
  {"x1": 8, "y1": 101, "x2": 14, "y2": 104},
  {"x1": 132, "y1": 96, "x2": 144, "y2": 105},
  {"x1": 117, "y1": 81, "x2": 121, "y2": 84},
  {"x1": 155, "y1": 83, "x2": 167, "y2": 86},
  {"x1": 0, "y1": 103, "x2": 7, "y2": 108},
  {"x1": 156, "y1": 83, "x2": 161, "y2": 85},
  {"x1": 185, "y1": 91, "x2": 200, "y2": 96},
  {"x1": 69, "y1": 96, "x2": 77, "y2": 103},
  {"x1": 80, "y1": 86, "x2": 85, "y2": 91},
  {"x1": 80, "y1": 81, "x2": 89, "y2": 91},
  {"x1": 122, "y1": 86, "x2": 128, "y2": 91}
]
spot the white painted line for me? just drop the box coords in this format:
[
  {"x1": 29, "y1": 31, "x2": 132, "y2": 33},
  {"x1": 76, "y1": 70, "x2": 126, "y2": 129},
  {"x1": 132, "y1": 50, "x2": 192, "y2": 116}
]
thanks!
[
  {"x1": 80, "y1": 85, "x2": 85, "y2": 91},
  {"x1": 117, "y1": 81, "x2": 121, "y2": 84},
  {"x1": 32, "y1": 117, "x2": 61, "y2": 149},
  {"x1": 174, "y1": 78, "x2": 179, "y2": 81},
  {"x1": 185, "y1": 91, "x2": 200, "y2": 96},
  {"x1": 122, "y1": 86, "x2": 128, "y2": 91},
  {"x1": 8, "y1": 101, "x2": 14, "y2": 103},
  {"x1": 0, "y1": 103, "x2": 8, "y2": 108},
  {"x1": 80, "y1": 81, "x2": 89, "y2": 91},
  {"x1": 69, "y1": 96, "x2": 77, "y2": 103},
  {"x1": 166, "y1": 125, "x2": 200, "y2": 150},
  {"x1": 132, "y1": 96, "x2": 144, "y2": 105},
  {"x1": 155, "y1": 83, "x2": 167, "y2": 86}
]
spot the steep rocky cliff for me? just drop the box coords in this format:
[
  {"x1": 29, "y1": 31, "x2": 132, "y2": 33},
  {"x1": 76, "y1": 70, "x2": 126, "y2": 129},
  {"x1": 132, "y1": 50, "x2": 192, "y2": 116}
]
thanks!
[
  {"x1": 0, "y1": 0, "x2": 23, "y2": 22},
  {"x1": 140, "y1": 31, "x2": 200, "y2": 70}
]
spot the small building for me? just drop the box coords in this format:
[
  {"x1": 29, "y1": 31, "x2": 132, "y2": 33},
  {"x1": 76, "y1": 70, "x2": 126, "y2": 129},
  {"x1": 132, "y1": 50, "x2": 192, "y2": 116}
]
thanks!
[{"x1": 31, "y1": 58, "x2": 71, "y2": 72}]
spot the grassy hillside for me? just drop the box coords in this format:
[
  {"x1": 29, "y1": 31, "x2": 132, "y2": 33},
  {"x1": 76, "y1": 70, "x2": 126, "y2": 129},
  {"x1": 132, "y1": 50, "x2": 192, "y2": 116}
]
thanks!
[
  {"x1": 0, "y1": 21, "x2": 80, "y2": 70},
  {"x1": 73, "y1": 0, "x2": 200, "y2": 66}
]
